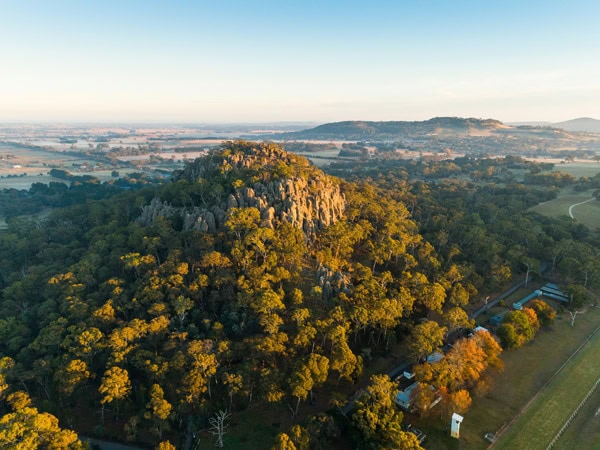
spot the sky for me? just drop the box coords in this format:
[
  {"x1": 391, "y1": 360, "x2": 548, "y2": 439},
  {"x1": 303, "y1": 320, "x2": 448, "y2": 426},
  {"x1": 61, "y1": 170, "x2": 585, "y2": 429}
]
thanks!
[{"x1": 1, "y1": 0, "x2": 599, "y2": 123}]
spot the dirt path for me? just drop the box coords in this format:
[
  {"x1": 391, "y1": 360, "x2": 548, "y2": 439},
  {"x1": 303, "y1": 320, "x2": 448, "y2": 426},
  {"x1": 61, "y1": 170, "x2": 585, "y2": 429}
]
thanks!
[{"x1": 568, "y1": 198, "x2": 595, "y2": 219}]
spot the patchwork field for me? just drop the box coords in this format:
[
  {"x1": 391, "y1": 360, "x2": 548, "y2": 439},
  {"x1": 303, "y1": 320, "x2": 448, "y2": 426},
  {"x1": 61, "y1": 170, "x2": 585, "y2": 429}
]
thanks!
[{"x1": 0, "y1": 143, "x2": 100, "y2": 189}]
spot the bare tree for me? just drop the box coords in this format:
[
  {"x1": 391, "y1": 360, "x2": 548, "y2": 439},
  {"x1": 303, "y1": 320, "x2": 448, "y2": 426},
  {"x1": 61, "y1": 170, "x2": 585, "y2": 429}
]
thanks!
[
  {"x1": 568, "y1": 308, "x2": 587, "y2": 327},
  {"x1": 209, "y1": 409, "x2": 231, "y2": 448}
]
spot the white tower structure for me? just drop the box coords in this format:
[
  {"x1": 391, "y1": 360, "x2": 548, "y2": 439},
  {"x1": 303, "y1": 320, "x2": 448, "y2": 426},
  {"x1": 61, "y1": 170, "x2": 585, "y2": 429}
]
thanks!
[{"x1": 450, "y1": 413, "x2": 464, "y2": 439}]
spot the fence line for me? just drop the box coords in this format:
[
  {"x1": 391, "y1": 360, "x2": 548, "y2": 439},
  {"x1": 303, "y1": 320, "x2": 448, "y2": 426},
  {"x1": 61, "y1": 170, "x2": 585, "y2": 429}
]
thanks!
[
  {"x1": 489, "y1": 321, "x2": 600, "y2": 448},
  {"x1": 546, "y1": 377, "x2": 600, "y2": 449}
]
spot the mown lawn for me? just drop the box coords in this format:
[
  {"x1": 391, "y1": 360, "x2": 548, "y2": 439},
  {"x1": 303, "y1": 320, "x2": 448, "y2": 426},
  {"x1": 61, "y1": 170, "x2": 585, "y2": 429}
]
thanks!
[
  {"x1": 493, "y1": 319, "x2": 600, "y2": 450},
  {"x1": 568, "y1": 198, "x2": 600, "y2": 231},
  {"x1": 456, "y1": 308, "x2": 600, "y2": 450},
  {"x1": 530, "y1": 189, "x2": 600, "y2": 230},
  {"x1": 196, "y1": 404, "x2": 291, "y2": 450},
  {"x1": 530, "y1": 190, "x2": 592, "y2": 219},
  {"x1": 553, "y1": 380, "x2": 600, "y2": 450}
]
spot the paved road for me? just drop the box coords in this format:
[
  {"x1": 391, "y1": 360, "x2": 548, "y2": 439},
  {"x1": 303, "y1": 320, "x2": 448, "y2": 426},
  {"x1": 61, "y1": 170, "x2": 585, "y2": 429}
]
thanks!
[
  {"x1": 569, "y1": 197, "x2": 595, "y2": 219},
  {"x1": 470, "y1": 278, "x2": 525, "y2": 319}
]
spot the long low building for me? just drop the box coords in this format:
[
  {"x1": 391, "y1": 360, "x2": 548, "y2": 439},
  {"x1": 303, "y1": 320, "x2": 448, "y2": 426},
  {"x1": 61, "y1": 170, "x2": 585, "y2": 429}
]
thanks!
[
  {"x1": 513, "y1": 289, "x2": 543, "y2": 310},
  {"x1": 493, "y1": 283, "x2": 569, "y2": 326},
  {"x1": 540, "y1": 283, "x2": 569, "y2": 302}
]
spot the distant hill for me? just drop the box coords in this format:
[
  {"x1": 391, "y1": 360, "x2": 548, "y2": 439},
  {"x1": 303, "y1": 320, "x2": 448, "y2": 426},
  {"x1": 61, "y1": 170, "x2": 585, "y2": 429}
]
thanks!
[
  {"x1": 552, "y1": 117, "x2": 600, "y2": 133},
  {"x1": 273, "y1": 117, "x2": 506, "y2": 141},
  {"x1": 507, "y1": 121, "x2": 552, "y2": 127}
]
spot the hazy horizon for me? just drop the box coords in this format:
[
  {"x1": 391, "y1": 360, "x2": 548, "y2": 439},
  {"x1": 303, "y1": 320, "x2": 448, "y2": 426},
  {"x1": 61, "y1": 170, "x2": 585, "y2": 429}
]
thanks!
[
  {"x1": 2, "y1": 0, "x2": 600, "y2": 123},
  {"x1": 0, "y1": 117, "x2": 598, "y2": 128}
]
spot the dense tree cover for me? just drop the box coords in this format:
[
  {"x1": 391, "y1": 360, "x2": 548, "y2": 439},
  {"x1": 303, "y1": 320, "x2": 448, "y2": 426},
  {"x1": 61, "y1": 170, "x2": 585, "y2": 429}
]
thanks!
[
  {"x1": 406, "y1": 320, "x2": 446, "y2": 362},
  {"x1": 328, "y1": 156, "x2": 600, "y2": 300},
  {"x1": 0, "y1": 172, "x2": 161, "y2": 220},
  {"x1": 2, "y1": 142, "x2": 600, "y2": 448},
  {"x1": 0, "y1": 379, "x2": 85, "y2": 449},
  {"x1": 272, "y1": 413, "x2": 341, "y2": 450},
  {"x1": 0, "y1": 142, "x2": 456, "y2": 447},
  {"x1": 523, "y1": 171, "x2": 576, "y2": 187}
]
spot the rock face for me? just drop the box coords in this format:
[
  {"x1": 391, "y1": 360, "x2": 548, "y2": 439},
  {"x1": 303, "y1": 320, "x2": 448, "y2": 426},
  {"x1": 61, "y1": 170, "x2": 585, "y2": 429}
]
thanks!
[
  {"x1": 139, "y1": 141, "x2": 346, "y2": 237},
  {"x1": 317, "y1": 264, "x2": 350, "y2": 303}
]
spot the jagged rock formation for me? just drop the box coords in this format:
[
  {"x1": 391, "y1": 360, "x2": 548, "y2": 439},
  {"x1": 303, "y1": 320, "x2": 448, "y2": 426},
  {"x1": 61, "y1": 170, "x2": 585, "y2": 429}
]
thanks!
[
  {"x1": 317, "y1": 264, "x2": 350, "y2": 302},
  {"x1": 139, "y1": 141, "x2": 346, "y2": 237}
]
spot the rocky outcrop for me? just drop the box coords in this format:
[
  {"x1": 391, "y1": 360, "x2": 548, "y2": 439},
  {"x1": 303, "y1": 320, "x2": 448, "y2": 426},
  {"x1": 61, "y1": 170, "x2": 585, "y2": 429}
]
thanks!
[
  {"x1": 138, "y1": 142, "x2": 346, "y2": 237},
  {"x1": 317, "y1": 264, "x2": 350, "y2": 302}
]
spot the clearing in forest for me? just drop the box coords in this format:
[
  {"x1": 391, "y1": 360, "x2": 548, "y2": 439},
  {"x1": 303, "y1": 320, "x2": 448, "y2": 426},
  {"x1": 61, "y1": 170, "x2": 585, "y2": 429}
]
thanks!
[{"x1": 531, "y1": 190, "x2": 600, "y2": 230}]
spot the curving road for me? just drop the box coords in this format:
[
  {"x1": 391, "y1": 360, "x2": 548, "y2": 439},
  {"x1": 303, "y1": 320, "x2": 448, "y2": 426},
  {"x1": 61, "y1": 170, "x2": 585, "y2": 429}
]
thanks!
[{"x1": 568, "y1": 198, "x2": 595, "y2": 219}]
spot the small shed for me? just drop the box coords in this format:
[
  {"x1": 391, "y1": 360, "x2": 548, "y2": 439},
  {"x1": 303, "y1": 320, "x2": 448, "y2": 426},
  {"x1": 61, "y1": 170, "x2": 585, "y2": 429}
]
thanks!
[{"x1": 490, "y1": 313, "x2": 506, "y2": 326}]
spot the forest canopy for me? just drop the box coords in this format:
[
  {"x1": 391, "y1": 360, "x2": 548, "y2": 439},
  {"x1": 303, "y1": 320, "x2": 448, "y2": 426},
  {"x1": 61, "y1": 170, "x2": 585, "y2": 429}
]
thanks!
[{"x1": 0, "y1": 141, "x2": 598, "y2": 448}]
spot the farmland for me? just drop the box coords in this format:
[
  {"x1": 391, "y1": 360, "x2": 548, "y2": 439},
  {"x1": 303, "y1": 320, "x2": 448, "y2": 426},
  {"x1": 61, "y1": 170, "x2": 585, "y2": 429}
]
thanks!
[
  {"x1": 551, "y1": 161, "x2": 600, "y2": 178},
  {"x1": 0, "y1": 143, "x2": 102, "y2": 189}
]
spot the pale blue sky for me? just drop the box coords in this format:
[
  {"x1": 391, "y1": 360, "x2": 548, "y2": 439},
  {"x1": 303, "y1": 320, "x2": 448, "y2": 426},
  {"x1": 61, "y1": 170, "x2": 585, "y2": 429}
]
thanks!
[{"x1": 1, "y1": 0, "x2": 599, "y2": 123}]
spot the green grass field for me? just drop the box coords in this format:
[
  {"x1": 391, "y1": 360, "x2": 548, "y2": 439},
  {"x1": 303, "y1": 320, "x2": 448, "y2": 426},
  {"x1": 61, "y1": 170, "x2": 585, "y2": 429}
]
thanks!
[
  {"x1": 531, "y1": 190, "x2": 592, "y2": 218},
  {"x1": 552, "y1": 162, "x2": 600, "y2": 178},
  {"x1": 454, "y1": 307, "x2": 600, "y2": 450},
  {"x1": 493, "y1": 318, "x2": 600, "y2": 450},
  {"x1": 568, "y1": 198, "x2": 600, "y2": 231},
  {"x1": 553, "y1": 381, "x2": 600, "y2": 450},
  {"x1": 530, "y1": 190, "x2": 600, "y2": 230}
]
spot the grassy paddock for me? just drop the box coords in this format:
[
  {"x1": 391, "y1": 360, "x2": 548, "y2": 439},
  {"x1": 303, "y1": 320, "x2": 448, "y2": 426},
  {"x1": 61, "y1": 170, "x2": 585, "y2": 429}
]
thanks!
[
  {"x1": 456, "y1": 307, "x2": 600, "y2": 449},
  {"x1": 531, "y1": 190, "x2": 593, "y2": 218},
  {"x1": 551, "y1": 162, "x2": 600, "y2": 178},
  {"x1": 493, "y1": 317, "x2": 600, "y2": 450},
  {"x1": 530, "y1": 190, "x2": 600, "y2": 230},
  {"x1": 568, "y1": 198, "x2": 600, "y2": 230},
  {"x1": 553, "y1": 380, "x2": 600, "y2": 450}
]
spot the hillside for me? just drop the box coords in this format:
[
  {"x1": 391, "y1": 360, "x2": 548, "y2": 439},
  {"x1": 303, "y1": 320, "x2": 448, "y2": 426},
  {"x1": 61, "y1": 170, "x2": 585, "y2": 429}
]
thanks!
[
  {"x1": 272, "y1": 117, "x2": 506, "y2": 140},
  {"x1": 2, "y1": 141, "x2": 600, "y2": 449},
  {"x1": 264, "y1": 117, "x2": 600, "y2": 160},
  {"x1": 552, "y1": 117, "x2": 600, "y2": 133},
  {"x1": 0, "y1": 140, "x2": 443, "y2": 449}
]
